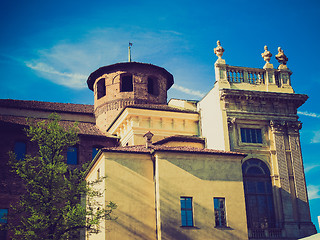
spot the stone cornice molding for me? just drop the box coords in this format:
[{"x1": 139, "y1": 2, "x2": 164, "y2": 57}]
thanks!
[
  {"x1": 220, "y1": 89, "x2": 308, "y2": 106},
  {"x1": 270, "y1": 120, "x2": 302, "y2": 133},
  {"x1": 287, "y1": 120, "x2": 302, "y2": 134},
  {"x1": 220, "y1": 89, "x2": 308, "y2": 115}
]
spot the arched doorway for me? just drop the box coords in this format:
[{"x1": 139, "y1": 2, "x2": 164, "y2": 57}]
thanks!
[{"x1": 242, "y1": 159, "x2": 276, "y2": 231}]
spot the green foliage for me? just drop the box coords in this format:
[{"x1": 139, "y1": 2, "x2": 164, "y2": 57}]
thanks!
[{"x1": 8, "y1": 113, "x2": 116, "y2": 240}]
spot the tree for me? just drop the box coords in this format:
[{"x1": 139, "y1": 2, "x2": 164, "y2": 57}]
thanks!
[{"x1": 8, "y1": 113, "x2": 116, "y2": 240}]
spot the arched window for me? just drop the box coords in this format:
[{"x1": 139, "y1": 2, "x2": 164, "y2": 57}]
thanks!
[
  {"x1": 120, "y1": 74, "x2": 133, "y2": 92},
  {"x1": 242, "y1": 159, "x2": 276, "y2": 230},
  {"x1": 97, "y1": 78, "x2": 106, "y2": 99}
]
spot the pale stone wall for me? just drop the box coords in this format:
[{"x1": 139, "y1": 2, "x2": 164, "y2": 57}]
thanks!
[{"x1": 198, "y1": 87, "x2": 227, "y2": 150}]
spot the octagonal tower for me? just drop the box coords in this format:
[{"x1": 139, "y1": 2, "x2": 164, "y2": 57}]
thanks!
[{"x1": 87, "y1": 62, "x2": 174, "y2": 131}]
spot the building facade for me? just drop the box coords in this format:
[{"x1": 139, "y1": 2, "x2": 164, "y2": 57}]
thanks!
[{"x1": 0, "y1": 42, "x2": 317, "y2": 239}]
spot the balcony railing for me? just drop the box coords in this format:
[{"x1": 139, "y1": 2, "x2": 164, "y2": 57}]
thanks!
[
  {"x1": 249, "y1": 228, "x2": 283, "y2": 239},
  {"x1": 226, "y1": 66, "x2": 265, "y2": 85}
]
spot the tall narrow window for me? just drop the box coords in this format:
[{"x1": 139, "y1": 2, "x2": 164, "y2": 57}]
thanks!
[
  {"x1": 67, "y1": 146, "x2": 78, "y2": 165},
  {"x1": 120, "y1": 75, "x2": 133, "y2": 92},
  {"x1": 14, "y1": 141, "x2": 26, "y2": 160},
  {"x1": 92, "y1": 146, "x2": 101, "y2": 160},
  {"x1": 242, "y1": 159, "x2": 275, "y2": 230},
  {"x1": 147, "y1": 77, "x2": 158, "y2": 95},
  {"x1": 97, "y1": 78, "x2": 106, "y2": 99},
  {"x1": 214, "y1": 198, "x2": 226, "y2": 227},
  {"x1": 240, "y1": 128, "x2": 262, "y2": 143},
  {"x1": 0, "y1": 209, "x2": 8, "y2": 240},
  {"x1": 180, "y1": 197, "x2": 193, "y2": 227}
]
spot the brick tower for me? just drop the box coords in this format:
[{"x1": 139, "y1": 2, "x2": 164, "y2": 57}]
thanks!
[{"x1": 87, "y1": 62, "x2": 174, "y2": 131}]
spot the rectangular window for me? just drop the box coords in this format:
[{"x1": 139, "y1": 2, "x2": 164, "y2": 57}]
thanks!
[
  {"x1": 14, "y1": 141, "x2": 26, "y2": 160},
  {"x1": 0, "y1": 209, "x2": 8, "y2": 224},
  {"x1": 214, "y1": 198, "x2": 226, "y2": 227},
  {"x1": 120, "y1": 75, "x2": 133, "y2": 92},
  {"x1": 92, "y1": 147, "x2": 101, "y2": 160},
  {"x1": 67, "y1": 146, "x2": 78, "y2": 165},
  {"x1": 240, "y1": 128, "x2": 262, "y2": 143},
  {"x1": 180, "y1": 197, "x2": 193, "y2": 227},
  {"x1": 0, "y1": 209, "x2": 8, "y2": 240}
]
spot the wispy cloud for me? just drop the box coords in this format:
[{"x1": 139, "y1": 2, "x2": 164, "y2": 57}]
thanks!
[
  {"x1": 24, "y1": 28, "x2": 188, "y2": 90},
  {"x1": 305, "y1": 164, "x2": 320, "y2": 173},
  {"x1": 26, "y1": 62, "x2": 87, "y2": 89},
  {"x1": 308, "y1": 185, "x2": 320, "y2": 200},
  {"x1": 298, "y1": 111, "x2": 320, "y2": 118},
  {"x1": 172, "y1": 84, "x2": 205, "y2": 98},
  {"x1": 311, "y1": 130, "x2": 320, "y2": 143}
]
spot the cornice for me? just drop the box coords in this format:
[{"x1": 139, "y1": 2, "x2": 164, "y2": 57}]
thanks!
[{"x1": 220, "y1": 88, "x2": 308, "y2": 106}]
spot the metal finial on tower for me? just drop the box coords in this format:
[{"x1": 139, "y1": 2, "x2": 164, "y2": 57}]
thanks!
[{"x1": 128, "y1": 42, "x2": 133, "y2": 62}]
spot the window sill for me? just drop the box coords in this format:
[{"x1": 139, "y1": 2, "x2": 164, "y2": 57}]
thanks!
[
  {"x1": 180, "y1": 226, "x2": 200, "y2": 229},
  {"x1": 215, "y1": 226, "x2": 233, "y2": 230}
]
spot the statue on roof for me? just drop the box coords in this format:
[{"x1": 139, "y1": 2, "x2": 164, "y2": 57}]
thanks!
[
  {"x1": 275, "y1": 47, "x2": 288, "y2": 65},
  {"x1": 214, "y1": 40, "x2": 225, "y2": 59},
  {"x1": 261, "y1": 45, "x2": 272, "y2": 63}
]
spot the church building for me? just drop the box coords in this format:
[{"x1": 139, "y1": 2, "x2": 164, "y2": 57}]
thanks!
[{"x1": 0, "y1": 41, "x2": 317, "y2": 240}]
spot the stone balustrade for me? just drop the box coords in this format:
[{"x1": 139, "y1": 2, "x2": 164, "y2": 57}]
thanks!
[
  {"x1": 215, "y1": 61, "x2": 294, "y2": 93},
  {"x1": 226, "y1": 66, "x2": 265, "y2": 85}
]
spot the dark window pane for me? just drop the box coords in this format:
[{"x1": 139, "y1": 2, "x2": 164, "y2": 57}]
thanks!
[
  {"x1": 97, "y1": 78, "x2": 106, "y2": 99},
  {"x1": 180, "y1": 197, "x2": 193, "y2": 226},
  {"x1": 92, "y1": 147, "x2": 100, "y2": 160},
  {"x1": 214, "y1": 198, "x2": 226, "y2": 227},
  {"x1": 241, "y1": 128, "x2": 262, "y2": 143},
  {"x1": 242, "y1": 159, "x2": 275, "y2": 229},
  {"x1": 14, "y1": 141, "x2": 26, "y2": 160},
  {"x1": 121, "y1": 75, "x2": 133, "y2": 92},
  {"x1": 67, "y1": 147, "x2": 78, "y2": 165},
  {"x1": 257, "y1": 182, "x2": 266, "y2": 193},
  {"x1": 0, "y1": 209, "x2": 8, "y2": 224},
  {"x1": 247, "y1": 166, "x2": 264, "y2": 175},
  {"x1": 247, "y1": 181, "x2": 256, "y2": 193}
]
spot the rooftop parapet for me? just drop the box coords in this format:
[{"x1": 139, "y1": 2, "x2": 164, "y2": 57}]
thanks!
[{"x1": 213, "y1": 41, "x2": 294, "y2": 93}]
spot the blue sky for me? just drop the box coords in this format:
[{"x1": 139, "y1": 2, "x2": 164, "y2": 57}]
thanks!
[{"x1": 1, "y1": 0, "x2": 320, "y2": 231}]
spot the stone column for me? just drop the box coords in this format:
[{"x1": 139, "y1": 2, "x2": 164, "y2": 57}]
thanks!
[
  {"x1": 270, "y1": 120, "x2": 298, "y2": 237},
  {"x1": 287, "y1": 121, "x2": 316, "y2": 235}
]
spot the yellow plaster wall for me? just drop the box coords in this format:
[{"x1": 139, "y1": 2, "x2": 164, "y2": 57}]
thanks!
[
  {"x1": 158, "y1": 141, "x2": 204, "y2": 148},
  {"x1": 86, "y1": 154, "x2": 106, "y2": 240},
  {"x1": 108, "y1": 108, "x2": 199, "y2": 146},
  {"x1": 156, "y1": 152, "x2": 248, "y2": 240},
  {"x1": 102, "y1": 152, "x2": 157, "y2": 240}
]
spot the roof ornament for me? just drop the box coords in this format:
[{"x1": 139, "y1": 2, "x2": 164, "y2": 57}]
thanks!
[
  {"x1": 143, "y1": 131, "x2": 154, "y2": 149},
  {"x1": 261, "y1": 45, "x2": 272, "y2": 63},
  {"x1": 128, "y1": 42, "x2": 133, "y2": 62},
  {"x1": 275, "y1": 47, "x2": 288, "y2": 68},
  {"x1": 214, "y1": 40, "x2": 225, "y2": 59}
]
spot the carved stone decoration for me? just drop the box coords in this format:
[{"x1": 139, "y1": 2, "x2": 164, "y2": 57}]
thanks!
[
  {"x1": 214, "y1": 40, "x2": 225, "y2": 59},
  {"x1": 270, "y1": 120, "x2": 286, "y2": 133},
  {"x1": 227, "y1": 117, "x2": 236, "y2": 129},
  {"x1": 275, "y1": 47, "x2": 288, "y2": 65},
  {"x1": 261, "y1": 45, "x2": 272, "y2": 63},
  {"x1": 287, "y1": 121, "x2": 302, "y2": 133}
]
